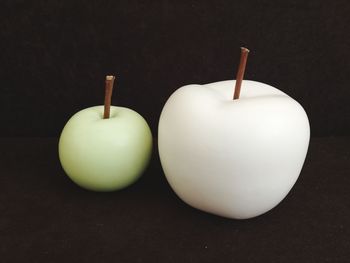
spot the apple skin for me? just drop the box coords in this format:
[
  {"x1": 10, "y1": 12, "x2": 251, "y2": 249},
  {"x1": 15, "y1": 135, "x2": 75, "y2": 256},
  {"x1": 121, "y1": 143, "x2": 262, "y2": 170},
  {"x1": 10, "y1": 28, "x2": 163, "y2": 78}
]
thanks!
[
  {"x1": 158, "y1": 80, "x2": 310, "y2": 219},
  {"x1": 59, "y1": 106, "x2": 152, "y2": 192}
]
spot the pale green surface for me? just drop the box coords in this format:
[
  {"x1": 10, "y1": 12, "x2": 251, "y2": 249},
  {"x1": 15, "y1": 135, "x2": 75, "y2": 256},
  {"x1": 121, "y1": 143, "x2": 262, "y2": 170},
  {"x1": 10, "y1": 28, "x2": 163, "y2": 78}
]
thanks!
[{"x1": 58, "y1": 106, "x2": 152, "y2": 191}]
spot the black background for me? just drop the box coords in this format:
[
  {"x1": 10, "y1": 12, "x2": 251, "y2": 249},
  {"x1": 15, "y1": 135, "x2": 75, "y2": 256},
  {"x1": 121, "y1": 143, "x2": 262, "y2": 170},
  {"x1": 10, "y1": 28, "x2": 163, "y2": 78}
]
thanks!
[
  {"x1": 1, "y1": 1, "x2": 350, "y2": 262},
  {"x1": 0, "y1": 0, "x2": 349, "y2": 137}
]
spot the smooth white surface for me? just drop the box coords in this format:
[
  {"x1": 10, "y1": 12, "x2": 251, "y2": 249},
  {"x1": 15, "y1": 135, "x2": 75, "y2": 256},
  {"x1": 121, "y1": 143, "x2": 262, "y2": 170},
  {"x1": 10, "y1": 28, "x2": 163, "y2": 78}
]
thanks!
[{"x1": 158, "y1": 80, "x2": 310, "y2": 219}]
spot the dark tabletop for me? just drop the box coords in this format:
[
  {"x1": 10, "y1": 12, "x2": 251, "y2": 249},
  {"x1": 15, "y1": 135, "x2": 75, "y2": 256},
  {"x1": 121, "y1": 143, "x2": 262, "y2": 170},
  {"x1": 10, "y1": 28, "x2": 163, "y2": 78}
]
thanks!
[{"x1": 0, "y1": 137, "x2": 349, "y2": 262}]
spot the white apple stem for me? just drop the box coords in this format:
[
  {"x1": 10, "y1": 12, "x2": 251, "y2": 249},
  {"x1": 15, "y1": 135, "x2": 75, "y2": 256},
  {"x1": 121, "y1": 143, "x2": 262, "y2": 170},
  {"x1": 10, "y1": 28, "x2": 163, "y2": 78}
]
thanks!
[
  {"x1": 233, "y1": 47, "x2": 249, "y2": 100},
  {"x1": 103, "y1": 75, "x2": 116, "y2": 119}
]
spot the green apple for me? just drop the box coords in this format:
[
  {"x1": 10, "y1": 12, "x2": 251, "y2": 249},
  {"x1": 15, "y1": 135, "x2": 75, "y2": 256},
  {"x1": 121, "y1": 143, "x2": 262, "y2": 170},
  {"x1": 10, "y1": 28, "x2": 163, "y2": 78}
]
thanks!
[{"x1": 58, "y1": 76, "x2": 152, "y2": 191}]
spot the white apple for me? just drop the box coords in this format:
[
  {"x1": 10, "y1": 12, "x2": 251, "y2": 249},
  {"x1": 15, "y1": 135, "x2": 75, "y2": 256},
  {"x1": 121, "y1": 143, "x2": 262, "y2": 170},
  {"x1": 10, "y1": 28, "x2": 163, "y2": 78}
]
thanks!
[{"x1": 158, "y1": 80, "x2": 310, "y2": 219}]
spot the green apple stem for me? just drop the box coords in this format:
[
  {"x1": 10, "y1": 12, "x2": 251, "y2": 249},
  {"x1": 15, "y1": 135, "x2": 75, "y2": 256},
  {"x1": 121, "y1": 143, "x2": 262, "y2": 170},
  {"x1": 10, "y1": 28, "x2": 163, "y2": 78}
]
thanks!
[
  {"x1": 233, "y1": 47, "x2": 249, "y2": 100},
  {"x1": 103, "y1": 75, "x2": 116, "y2": 119}
]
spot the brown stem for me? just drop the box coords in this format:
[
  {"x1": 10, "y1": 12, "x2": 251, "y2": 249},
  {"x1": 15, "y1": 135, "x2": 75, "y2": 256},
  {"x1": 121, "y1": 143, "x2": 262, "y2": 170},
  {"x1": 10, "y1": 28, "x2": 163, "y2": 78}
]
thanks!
[
  {"x1": 233, "y1": 47, "x2": 249, "y2": 100},
  {"x1": 103, "y1": 75, "x2": 115, "y2": 119}
]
